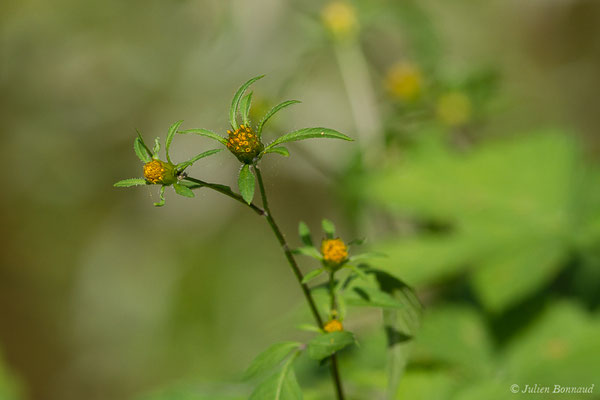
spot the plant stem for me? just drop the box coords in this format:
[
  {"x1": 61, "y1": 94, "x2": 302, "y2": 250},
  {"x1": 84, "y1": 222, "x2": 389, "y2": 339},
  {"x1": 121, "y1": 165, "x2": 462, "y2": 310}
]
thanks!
[
  {"x1": 182, "y1": 177, "x2": 265, "y2": 216},
  {"x1": 253, "y1": 165, "x2": 345, "y2": 400},
  {"x1": 328, "y1": 271, "x2": 345, "y2": 399}
]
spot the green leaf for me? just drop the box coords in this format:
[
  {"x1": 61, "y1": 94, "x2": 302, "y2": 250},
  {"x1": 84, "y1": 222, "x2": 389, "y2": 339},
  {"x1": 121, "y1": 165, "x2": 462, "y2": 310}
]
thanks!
[
  {"x1": 238, "y1": 164, "x2": 255, "y2": 204},
  {"x1": 301, "y1": 268, "x2": 325, "y2": 284},
  {"x1": 178, "y1": 128, "x2": 228, "y2": 145},
  {"x1": 263, "y1": 146, "x2": 290, "y2": 157},
  {"x1": 349, "y1": 252, "x2": 386, "y2": 262},
  {"x1": 321, "y1": 219, "x2": 336, "y2": 239},
  {"x1": 230, "y1": 75, "x2": 264, "y2": 131},
  {"x1": 345, "y1": 285, "x2": 406, "y2": 309},
  {"x1": 265, "y1": 128, "x2": 352, "y2": 152},
  {"x1": 292, "y1": 246, "x2": 322, "y2": 260},
  {"x1": 173, "y1": 183, "x2": 195, "y2": 198},
  {"x1": 307, "y1": 331, "x2": 355, "y2": 361},
  {"x1": 176, "y1": 149, "x2": 223, "y2": 172},
  {"x1": 240, "y1": 91, "x2": 253, "y2": 127},
  {"x1": 347, "y1": 265, "x2": 369, "y2": 281},
  {"x1": 154, "y1": 185, "x2": 166, "y2": 207},
  {"x1": 114, "y1": 178, "x2": 148, "y2": 188},
  {"x1": 165, "y1": 120, "x2": 183, "y2": 163},
  {"x1": 296, "y1": 324, "x2": 322, "y2": 333},
  {"x1": 298, "y1": 221, "x2": 313, "y2": 246},
  {"x1": 249, "y1": 365, "x2": 302, "y2": 400},
  {"x1": 243, "y1": 342, "x2": 302, "y2": 381},
  {"x1": 134, "y1": 135, "x2": 152, "y2": 163},
  {"x1": 257, "y1": 100, "x2": 301, "y2": 137},
  {"x1": 152, "y1": 137, "x2": 161, "y2": 158}
]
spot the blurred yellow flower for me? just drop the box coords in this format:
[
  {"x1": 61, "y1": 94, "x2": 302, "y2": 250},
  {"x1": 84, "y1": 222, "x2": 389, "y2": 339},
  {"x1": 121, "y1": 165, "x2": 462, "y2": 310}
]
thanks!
[
  {"x1": 321, "y1": 238, "x2": 348, "y2": 266},
  {"x1": 324, "y1": 319, "x2": 344, "y2": 333},
  {"x1": 436, "y1": 92, "x2": 472, "y2": 127},
  {"x1": 385, "y1": 62, "x2": 423, "y2": 102},
  {"x1": 321, "y1": 2, "x2": 359, "y2": 39}
]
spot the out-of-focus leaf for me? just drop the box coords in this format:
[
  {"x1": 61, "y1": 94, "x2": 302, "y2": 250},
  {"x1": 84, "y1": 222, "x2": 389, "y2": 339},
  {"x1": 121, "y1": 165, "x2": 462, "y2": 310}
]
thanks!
[
  {"x1": 307, "y1": 331, "x2": 355, "y2": 360},
  {"x1": 349, "y1": 252, "x2": 386, "y2": 262},
  {"x1": 243, "y1": 342, "x2": 302, "y2": 381},
  {"x1": 301, "y1": 268, "x2": 325, "y2": 284},
  {"x1": 298, "y1": 221, "x2": 313, "y2": 247},
  {"x1": 230, "y1": 75, "x2": 264, "y2": 131},
  {"x1": 165, "y1": 120, "x2": 183, "y2": 163},
  {"x1": 178, "y1": 128, "x2": 228, "y2": 145},
  {"x1": 238, "y1": 164, "x2": 255, "y2": 204},
  {"x1": 240, "y1": 91, "x2": 253, "y2": 127},
  {"x1": 293, "y1": 246, "x2": 321, "y2": 260},
  {"x1": 395, "y1": 371, "x2": 456, "y2": 400},
  {"x1": 114, "y1": 178, "x2": 148, "y2": 188},
  {"x1": 173, "y1": 183, "x2": 195, "y2": 198},
  {"x1": 263, "y1": 146, "x2": 290, "y2": 157},
  {"x1": 249, "y1": 359, "x2": 302, "y2": 400},
  {"x1": 257, "y1": 100, "x2": 301, "y2": 136},
  {"x1": 321, "y1": 219, "x2": 336, "y2": 239},
  {"x1": 265, "y1": 128, "x2": 352, "y2": 152},
  {"x1": 345, "y1": 286, "x2": 406, "y2": 310}
]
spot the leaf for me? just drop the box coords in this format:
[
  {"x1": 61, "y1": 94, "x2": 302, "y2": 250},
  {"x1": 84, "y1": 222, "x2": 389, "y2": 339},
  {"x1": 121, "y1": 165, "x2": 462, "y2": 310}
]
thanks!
[
  {"x1": 257, "y1": 100, "x2": 301, "y2": 136},
  {"x1": 229, "y1": 75, "x2": 264, "y2": 131},
  {"x1": 152, "y1": 137, "x2": 161, "y2": 158},
  {"x1": 347, "y1": 265, "x2": 369, "y2": 281},
  {"x1": 114, "y1": 178, "x2": 148, "y2": 188},
  {"x1": 292, "y1": 246, "x2": 322, "y2": 260},
  {"x1": 240, "y1": 91, "x2": 253, "y2": 127},
  {"x1": 307, "y1": 331, "x2": 355, "y2": 360},
  {"x1": 301, "y1": 268, "x2": 325, "y2": 284},
  {"x1": 173, "y1": 183, "x2": 195, "y2": 198},
  {"x1": 298, "y1": 221, "x2": 313, "y2": 246},
  {"x1": 249, "y1": 366, "x2": 302, "y2": 400},
  {"x1": 176, "y1": 149, "x2": 223, "y2": 171},
  {"x1": 321, "y1": 219, "x2": 336, "y2": 239},
  {"x1": 265, "y1": 128, "x2": 352, "y2": 152},
  {"x1": 165, "y1": 120, "x2": 183, "y2": 163},
  {"x1": 263, "y1": 146, "x2": 290, "y2": 157},
  {"x1": 349, "y1": 252, "x2": 387, "y2": 262},
  {"x1": 238, "y1": 164, "x2": 255, "y2": 204},
  {"x1": 154, "y1": 185, "x2": 166, "y2": 207},
  {"x1": 345, "y1": 286, "x2": 406, "y2": 309},
  {"x1": 134, "y1": 136, "x2": 152, "y2": 163},
  {"x1": 243, "y1": 342, "x2": 302, "y2": 381},
  {"x1": 178, "y1": 128, "x2": 228, "y2": 145},
  {"x1": 296, "y1": 324, "x2": 322, "y2": 333}
]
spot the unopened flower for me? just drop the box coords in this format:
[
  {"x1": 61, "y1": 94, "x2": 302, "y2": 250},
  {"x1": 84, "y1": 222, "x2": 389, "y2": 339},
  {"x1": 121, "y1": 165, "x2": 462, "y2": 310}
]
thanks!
[
  {"x1": 321, "y1": 1, "x2": 359, "y2": 40},
  {"x1": 324, "y1": 319, "x2": 344, "y2": 333},
  {"x1": 322, "y1": 238, "x2": 349, "y2": 268},
  {"x1": 436, "y1": 92, "x2": 472, "y2": 127},
  {"x1": 385, "y1": 62, "x2": 422, "y2": 102},
  {"x1": 226, "y1": 124, "x2": 264, "y2": 164},
  {"x1": 143, "y1": 159, "x2": 177, "y2": 185}
]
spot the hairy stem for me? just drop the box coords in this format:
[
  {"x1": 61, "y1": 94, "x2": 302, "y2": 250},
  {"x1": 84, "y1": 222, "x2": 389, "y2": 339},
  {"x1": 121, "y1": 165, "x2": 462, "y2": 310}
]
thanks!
[{"x1": 253, "y1": 165, "x2": 345, "y2": 400}]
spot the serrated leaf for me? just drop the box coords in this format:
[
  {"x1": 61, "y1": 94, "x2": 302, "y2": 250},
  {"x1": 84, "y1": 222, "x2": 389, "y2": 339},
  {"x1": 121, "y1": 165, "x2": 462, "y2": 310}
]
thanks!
[
  {"x1": 165, "y1": 120, "x2": 183, "y2": 163},
  {"x1": 134, "y1": 136, "x2": 152, "y2": 163},
  {"x1": 257, "y1": 100, "x2": 301, "y2": 137},
  {"x1": 265, "y1": 128, "x2": 352, "y2": 152},
  {"x1": 114, "y1": 178, "x2": 148, "y2": 187},
  {"x1": 263, "y1": 146, "x2": 290, "y2": 157},
  {"x1": 240, "y1": 91, "x2": 253, "y2": 127},
  {"x1": 307, "y1": 331, "x2": 355, "y2": 360},
  {"x1": 301, "y1": 268, "x2": 325, "y2": 284},
  {"x1": 243, "y1": 342, "x2": 302, "y2": 381},
  {"x1": 178, "y1": 128, "x2": 228, "y2": 145},
  {"x1": 321, "y1": 219, "x2": 336, "y2": 239},
  {"x1": 238, "y1": 164, "x2": 255, "y2": 204},
  {"x1": 230, "y1": 75, "x2": 264, "y2": 131},
  {"x1": 154, "y1": 185, "x2": 166, "y2": 207},
  {"x1": 298, "y1": 221, "x2": 313, "y2": 246},
  {"x1": 173, "y1": 183, "x2": 195, "y2": 198},
  {"x1": 292, "y1": 246, "x2": 322, "y2": 260},
  {"x1": 176, "y1": 149, "x2": 223, "y2": 172},
  {"x1": 249, "y1": 366, "x2": 302, "y2": 400}
]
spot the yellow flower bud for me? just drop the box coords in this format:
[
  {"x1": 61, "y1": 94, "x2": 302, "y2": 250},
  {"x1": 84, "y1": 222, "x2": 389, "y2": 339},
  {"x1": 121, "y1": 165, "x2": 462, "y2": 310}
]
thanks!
[
  {"x1": 324, "y1": 319, "x2": 344, "y2": 333},
  {"x1": 226, "y1": 124, "x2": 263, "y2": 164},
  {"x1": 436, "y1": 92, "x2": 472, "y2": 127},
  {"x1": 321, "y1": 238, "x2": 348, "y2": 268},
  {"x1": 321, "y1": 2, "x2": 359, "y2": 40},
  {"x1": 143, "y1": 159, "x2": 177, "y2": 185},
  {"x1": 385, "y1": 62, "x2": 422, "y2": 102}
]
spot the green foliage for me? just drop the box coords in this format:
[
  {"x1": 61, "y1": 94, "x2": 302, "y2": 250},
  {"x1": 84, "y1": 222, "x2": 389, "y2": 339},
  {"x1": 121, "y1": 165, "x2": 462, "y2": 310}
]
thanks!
[
  {"x1": 298, "y1": 221, "x2": 313, "y2": 247},
  {"x1": 165, "y1": 120, "x2": 183, "y2": 163},
  {"x1": 264, "y1": 128, "x2": 352, "y2": 152},
  {"x1": 134, "y1": 134, "x2": 152, "y2": 163},
  {"x1": 173, "y1": 183, "x2": 195, "y2": 198},
  {"x1": 263, "y1": 146, "x2": 290, "y2": 157},
  {"x1": 249, "y1": 368, "x2": 302, "y2": 400},
  {"x1": 154, "y1": 185, "x2": 166, "y2": 207},
  {"x1": 307, "y1": 331, "x2": 355, "y2": 361},
  {"x1": 301, "y1": 268, "x2": 326, "y2": 284},
  {"x1": 244, "y1": 342, "x2": 303, "y2": 381},
  {"x1": 238, "y1": 164, "x2": 255, "y2": 204},
  {"x1": 178, "y1": 128, "x2": 228, "y2": 145},
  {"x1": 257, "y1": 100, "x2": 301, "y2": 137},
  {"x1": 176, "y1": 149, "x2": 223, "y2": 172},
  {"x1": 230, "y1": 75, "x2": 265, "y2": 130},
  {"x1": 321, "y1": 219, "x2": 336, "y2": 239},
  {"x1": 240, "y1": 92, "x2": 253, "y2": 127},
  {"x1": 114, "y1": 178, "x2": 148, "y2": 187}
]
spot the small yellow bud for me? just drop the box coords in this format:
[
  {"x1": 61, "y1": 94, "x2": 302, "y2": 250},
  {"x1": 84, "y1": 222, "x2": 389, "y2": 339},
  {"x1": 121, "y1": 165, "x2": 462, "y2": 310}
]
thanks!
[
  {"x1": 143, "y1": 159, "x2": 177, "y2": 185},
  {"x1": 436, "y1": 92, "x2": 472, "y2": 127},
  {"x1": 226, "y1": 125, "x2": 263, "y2": 164},
  {"x1": 321, "y1": 2, "x2": 359, "y2": 40},
  {"x1": 385, "y1": 62, "x2": 422, "y2": 102},
  {"x1": 321, "y1": 238, "x2": 348, "y2": 268},
  {"x1": 324, "y1": 319, "x2": 344, "y2": 333}
]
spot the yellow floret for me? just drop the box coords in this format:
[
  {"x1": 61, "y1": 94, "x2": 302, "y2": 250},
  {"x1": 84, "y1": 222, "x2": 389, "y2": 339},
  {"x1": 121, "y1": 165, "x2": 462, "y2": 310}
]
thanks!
[
  {"x1": 321, "y1": 2, "x2": 359, "y2": 39},
  {"x1": 143, "y1": 159, "x2": 176, "y2": 185},
  {"x1": 324, "y1": 319, "x2": 344, "y2": 333},
  {"x1": 321, "y1": 238, "x2": 348, "y2": 266},
  {"x1": 385, "y1": 62, "x2": 422, "y2": 102}
]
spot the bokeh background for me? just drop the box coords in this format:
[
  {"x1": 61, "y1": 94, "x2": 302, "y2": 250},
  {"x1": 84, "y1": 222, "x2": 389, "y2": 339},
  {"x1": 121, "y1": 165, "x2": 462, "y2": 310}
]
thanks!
[{"x1": 1, "y1": 0, "x2": 600, "y2": 399}]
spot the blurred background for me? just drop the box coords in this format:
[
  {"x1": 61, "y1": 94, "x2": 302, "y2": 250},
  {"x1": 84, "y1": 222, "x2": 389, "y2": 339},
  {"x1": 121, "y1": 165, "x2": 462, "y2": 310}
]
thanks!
[{"x1": 1, "y1": 0, "x2": 600, "y2": 399}]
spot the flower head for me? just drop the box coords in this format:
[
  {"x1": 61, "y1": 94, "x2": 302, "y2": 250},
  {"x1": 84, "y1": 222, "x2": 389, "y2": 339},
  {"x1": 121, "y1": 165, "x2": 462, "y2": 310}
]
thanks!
[
  {"x1": 321, "y1": 1, "x2": 359, "y2": 40},
  {"x1": 143, "y1": 159, "x2": 177, "y2": 185},
  {"x1": 324, "y1": 319, "x2": 344, "y2": 333},
  {"x1": 436, "y1": 92, "x2": 472, "y2": 127},
  {"x1": 321, "y1": 238, "x2": 348, "y2": 268},
  {"x1": 226, "y1": 124, "x2": 263, "y2": 164},
  {"x1": 385, "y1": 62, "x2": 422, "y2": 102}
]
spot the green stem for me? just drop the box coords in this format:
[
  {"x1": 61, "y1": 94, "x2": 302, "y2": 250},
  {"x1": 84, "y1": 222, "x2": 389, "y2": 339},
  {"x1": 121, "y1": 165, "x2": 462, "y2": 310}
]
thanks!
[
  {"x1": 182, "y1": 177, "x2": 265, "y2": 216},
  {"x1": 328, "y1": 271, "x2": 344, "y2": 399},
  {"x1": 253, "y1": 165, "x2": 345, "y2": 400}
]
